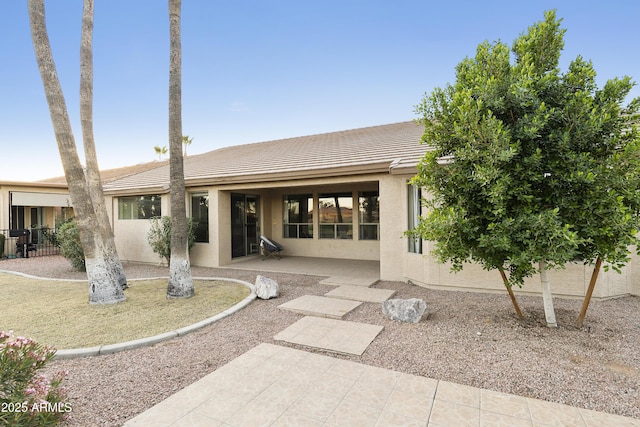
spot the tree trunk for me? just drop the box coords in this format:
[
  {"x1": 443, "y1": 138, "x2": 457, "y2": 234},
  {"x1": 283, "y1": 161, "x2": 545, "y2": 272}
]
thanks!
[
  {"x1": 576, "y1": 257, "x2": 603, "y2": 328},
  {"x1": 539, "y1": 260, "x2": 557, "y2": 327},
  {"x1": 29, "y1": 0, "x2": 124, "y2": 304},
  {"x1": 167, "y1": 0, "x2": 193, "y2": 298},
  {"x1": 499, "y1": 268, "x2": 524, "y2": 320},
  {"x1": 80, "y1": 0, "x2": 127, "y2": 289}
]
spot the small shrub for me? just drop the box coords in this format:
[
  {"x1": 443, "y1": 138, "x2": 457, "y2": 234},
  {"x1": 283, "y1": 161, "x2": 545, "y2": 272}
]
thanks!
[
  {"x1": 57, "y1": 220, "x2": 85, "y2": 272},
  {"x1": 147, "y1": 216, "x2": 196, "y2": 266},
  {"x1": 0, "y1": 331, "x2": 71, "y2": 426},
  {"x1": 42, "y1": 228, "x2": 59, "y2": 248}
]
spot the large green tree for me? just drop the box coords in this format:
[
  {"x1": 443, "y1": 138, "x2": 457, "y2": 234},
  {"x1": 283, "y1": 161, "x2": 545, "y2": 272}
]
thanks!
[{"x1": 413, "y1": 10, "x2": 640, "y2": 327}]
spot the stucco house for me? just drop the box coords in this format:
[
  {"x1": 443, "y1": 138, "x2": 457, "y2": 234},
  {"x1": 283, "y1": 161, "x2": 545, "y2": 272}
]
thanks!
[
  {"x1": 2, "y1": 121, "x2": 638, "y2": 298},
  {"x1": 98, "y1": 121, "x2": 638, "y2": 299}
]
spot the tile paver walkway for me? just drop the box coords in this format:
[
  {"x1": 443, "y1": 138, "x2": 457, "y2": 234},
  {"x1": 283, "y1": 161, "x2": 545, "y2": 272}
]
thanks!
[
  {"x1": 324, "y1": 285, "x2": 397, "y2": 303},
  {"x1": 273, "y1": 316, "x2": 384, "y2": 356},
  {"x1": 125, "y1": 343, "x2": 640, "y2": 427},
  {"x1": 278, "y1": 295, "x2": 362, "y2": 319},
  {"x1": 121, "y1": 256, "x2": 640, "y2": 426}
]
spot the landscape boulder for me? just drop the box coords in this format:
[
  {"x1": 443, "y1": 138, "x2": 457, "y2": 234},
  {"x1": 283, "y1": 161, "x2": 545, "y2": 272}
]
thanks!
[
  {"x1": 255, "y1": 275, "x2": 279, "y2": 300},
  {"x1": 382, "y1": 298, "x2": 427, "y2": 323}
]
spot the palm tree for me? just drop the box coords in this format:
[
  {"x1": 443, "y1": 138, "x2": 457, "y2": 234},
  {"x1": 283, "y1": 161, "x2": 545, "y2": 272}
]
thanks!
[
  {"x1": 182, "y1": 135, "x2": 193, "y2": 156},
  {"x1": 167, "y1": 0, "x2": 193, "y2": 298},
  {"x1": 80, "y1": 0, "x2": 127, "y2": 290},
  {"x1": 29, "y1": 0, "x2": 125, "y2": 304},
  {"x1": 154, "y1": 145, "x2": 168, "y2": 160}
]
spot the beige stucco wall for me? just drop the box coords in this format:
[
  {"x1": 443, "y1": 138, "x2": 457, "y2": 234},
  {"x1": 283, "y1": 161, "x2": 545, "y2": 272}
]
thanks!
[
  {"x1": 402, "y1": 210, "x2": 638, "y2": 300},
  {"x1": 379, "y1": 174, "x2": 408, "y2": 281},
  {"x1": 626, "y1": 249, "x2": 640, "y2": 296},
  {"x1": 405, "y1": 246, "x2": 635, "y2": 299},
  {"x1": 0, "y1": 189, "x2": 6, "y2": 230},
  {"x1": 112, "y1": 194, "x2": 169, "y2": 265}
]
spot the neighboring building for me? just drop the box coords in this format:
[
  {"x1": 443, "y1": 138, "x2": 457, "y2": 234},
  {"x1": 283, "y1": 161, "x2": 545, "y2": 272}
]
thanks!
[
  {"x1": 0, "y1": 160, "x2": 167, "y2": 258},
  {"x1": 0, "y1": 180, "x2": 72, "y2": 257},
  {"x1": 2, "y1": 122, "x2": 638, "y2": 298}
]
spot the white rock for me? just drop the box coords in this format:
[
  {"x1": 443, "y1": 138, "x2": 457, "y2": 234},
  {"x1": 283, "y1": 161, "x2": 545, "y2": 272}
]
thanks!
[
  {"x1": 382, "y1": 298, "x2": 427, "y2": 323},
  {"x1": 255, "y1": 275, "x2": 279, "y2": 300}
]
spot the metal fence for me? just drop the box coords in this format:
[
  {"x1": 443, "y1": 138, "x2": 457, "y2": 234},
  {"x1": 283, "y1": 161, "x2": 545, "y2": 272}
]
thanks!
[{"x1": 0, "y1": 228, "x2": 61, "y2": 259}]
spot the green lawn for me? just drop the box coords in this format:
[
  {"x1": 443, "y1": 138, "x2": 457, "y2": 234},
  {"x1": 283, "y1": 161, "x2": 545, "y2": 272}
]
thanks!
[{"x1": 0, "y1": 272, "x2": 250, "y2": 349}]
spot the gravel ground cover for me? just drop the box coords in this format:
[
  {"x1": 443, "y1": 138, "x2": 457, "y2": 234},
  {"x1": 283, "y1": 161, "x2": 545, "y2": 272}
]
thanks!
[{"x1": 1, "y1": 256, "x2": 638, "y2": 426}]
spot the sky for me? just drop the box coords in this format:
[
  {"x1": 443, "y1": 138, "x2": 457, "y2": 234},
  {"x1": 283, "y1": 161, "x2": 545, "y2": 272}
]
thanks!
[{"x1": 1, "y1": 1, "x2": 639, "y2": 181}]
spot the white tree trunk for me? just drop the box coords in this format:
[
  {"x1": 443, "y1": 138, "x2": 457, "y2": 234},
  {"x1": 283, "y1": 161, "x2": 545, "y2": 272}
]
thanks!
[
  {"x1": 539, "y1": 260, "x2": 557, "y2": 327},
  {"x1": 86, "y1": 249, "x2": 126, "y2": 305},
  {"x1": 168, "y1": 255, "x2": 193, "y2": 298}
]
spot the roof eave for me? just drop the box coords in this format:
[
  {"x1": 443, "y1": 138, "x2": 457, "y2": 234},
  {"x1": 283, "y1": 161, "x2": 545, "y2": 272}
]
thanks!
[
  {"x1": 103, "y1": 162, "x2": 394, "y2": 194},
  {"x1": 184, "y1": 162, "x2": 392, "y2": 186},
  {"x1": 0, "y1": 181, "x2": 69, "y2": 189}
]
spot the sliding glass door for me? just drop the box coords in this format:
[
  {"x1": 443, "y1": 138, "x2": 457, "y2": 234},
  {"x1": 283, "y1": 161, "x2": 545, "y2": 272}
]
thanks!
[{"x1": 231, "y1": 193, "x2": 260, "y2": 258}]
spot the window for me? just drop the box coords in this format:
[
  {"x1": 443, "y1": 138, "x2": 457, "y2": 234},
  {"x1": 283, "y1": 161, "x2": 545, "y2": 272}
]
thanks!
[
  {"x1": 118, "y1": 195, "x2": 161, "y2": 219},
  {"x1": 53, "y1": 207, "x2": 73, "y2": 228},
  {"x1": 283, "y1": 195, "x2": 313, "y2": 238},
  {"x1": 319, "y1": 193, "x2": 353, "y2": 239},
  {"x1": 408, "y1": 184, "x2": 422, "y2": 253},
  {"x1": 191, "y1": 193, "x2": 209, "y2": 243},
  {"x1": 10, "y1": 206, "x2": 24, "y2": 229},
  {"x1": 359, "y1": 191, "x2": 379, "y2": 240}
]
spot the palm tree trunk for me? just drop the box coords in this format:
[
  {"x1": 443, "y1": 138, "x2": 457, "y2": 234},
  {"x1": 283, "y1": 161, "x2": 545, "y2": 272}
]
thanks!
[
  {"x1": 29, "y1": 0, "x2": 124, "y2": 304},
  {"x1": 167, "y1": 0, "x2": 193, "y2": 298},
  {"x1": 80, "y1": 0, "x2": 127, "y2": 289}
]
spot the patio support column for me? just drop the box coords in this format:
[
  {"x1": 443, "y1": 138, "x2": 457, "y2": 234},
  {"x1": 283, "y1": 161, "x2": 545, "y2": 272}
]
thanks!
[{"x1": 379, "y1": 175, "x2": 403, "y2": 281}]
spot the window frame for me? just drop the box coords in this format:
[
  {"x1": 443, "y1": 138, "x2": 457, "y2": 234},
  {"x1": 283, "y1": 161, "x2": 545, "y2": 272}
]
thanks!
[
  {"x1": 318, "y1": 192, "x2": 353, "y2": 240},
  {"x1": 190, "y1": 192, "x2": 209, "y2": 243},
  {"x1": 358, "y1": 191, "x2": 379, "y2": 240},
  {"x1": 283, "y1": 194, "x2": 314, "y2": 238},
  {"x1": 117, "y1": 195, "x2": 162, "y2": 220},
  {"x1": 407, "y1": 184, "x2": 422, "y2": 254}
]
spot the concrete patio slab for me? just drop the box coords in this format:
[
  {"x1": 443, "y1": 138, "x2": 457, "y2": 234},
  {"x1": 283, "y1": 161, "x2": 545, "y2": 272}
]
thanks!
[
  {"x1": 278, "y1": 295, "x2": 362, "y2": 319},
  {"x1": 324, "y1": 285, "x2": 397, "y2": 303},
  {"x1": 124, "y1": 343, "x2": 640, "y2": 427},
  {"x1": 319, "y1": 275, "x2": 378, "y2": 287},
  {"x1": 223, "y1": 256, "x2": 379, "y2": 281},
  {"x1": 273, "y1": 316, "x2": 384, "y2": 355}
]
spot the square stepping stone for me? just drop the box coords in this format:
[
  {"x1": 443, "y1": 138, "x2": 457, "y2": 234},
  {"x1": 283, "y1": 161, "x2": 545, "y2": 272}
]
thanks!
[
  {"x1": 325, "y1": 285, "x2": 397, "y2": 303},
  {"x1": 274, "y1": 316, "x2": 384, "y2": 355},
  {"x1": 278, "y1": 295, "x2": 362, "y2": 319}
]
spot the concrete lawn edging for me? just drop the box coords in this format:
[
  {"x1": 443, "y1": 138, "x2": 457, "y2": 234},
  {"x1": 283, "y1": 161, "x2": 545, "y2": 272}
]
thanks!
[{"x1": 53, "y1": 277, "x2": 256, "y2": 360}]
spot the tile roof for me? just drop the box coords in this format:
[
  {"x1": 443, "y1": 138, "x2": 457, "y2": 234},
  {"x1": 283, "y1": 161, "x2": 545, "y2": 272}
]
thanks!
[
  {"x1": 38, "y1": 160, "x2": 169, "y2": 186},
  {"x1": 103, "y1": 121, "x2": 428, "y2": 193}
]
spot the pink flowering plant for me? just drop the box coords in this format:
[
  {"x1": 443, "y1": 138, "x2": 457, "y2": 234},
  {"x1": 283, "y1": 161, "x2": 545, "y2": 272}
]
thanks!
[{"x1": 0, "y1": 330, "x2": 71, "y2": 426}]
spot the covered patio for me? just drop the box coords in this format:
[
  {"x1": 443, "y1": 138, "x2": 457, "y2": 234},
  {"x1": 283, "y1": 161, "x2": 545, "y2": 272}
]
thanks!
[{"x1": 221, "y1": 255, "x2": 380, "y2": 287}]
